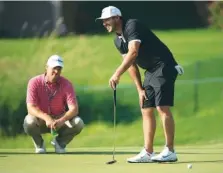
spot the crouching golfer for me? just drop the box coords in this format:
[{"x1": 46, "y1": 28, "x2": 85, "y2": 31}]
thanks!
[{"x1": 23, "y1": 55, "x2": 84, "y2": 154}]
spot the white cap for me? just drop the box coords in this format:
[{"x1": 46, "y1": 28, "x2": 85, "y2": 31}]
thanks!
[
  {"x1": 96, "y1": 6, "x2": 122, "y2": 20},
  {"x1": 47, "y1": 55, "x2": 64, "y2": 68}
]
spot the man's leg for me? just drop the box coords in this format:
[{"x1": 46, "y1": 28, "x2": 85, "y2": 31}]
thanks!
[
  {"x1": 127, "y1": 85, "x2": 156, "y2": 163},
  {"x1": 54, "y1": 116, "x2": 84, "y2": 148},
  {"x1": 156, "y1": 106, "x2": 175, "y2": 151},
  {"x1": 23, "y1": 114, "x2": 49, "y2": 153},
  {"x1": 151, "y1": 74, "x2": 178, "y2": 162},
  {"x1": 154, "y1": 73, "x2": 177, "y2": 152},
  {"x1": 141, "y1": 107, "x2": 156, "y2": 153}
]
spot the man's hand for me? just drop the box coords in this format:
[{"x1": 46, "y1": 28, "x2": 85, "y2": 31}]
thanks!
[
  {"x1": 138, "y1": 89, "x2": 148, "y2": 108},
  {"x1": 175, "y1": 65, "x2": 184, "y2": 75},
  {"x1": 52, "y1": 118, "x2": 66, "y2": 130},
  {"x1": 45, "y1": 116, "x2": 55, "y2": 128},
  {"x1": 109, "y1": 73, "x2": 120, "y2": 90}
]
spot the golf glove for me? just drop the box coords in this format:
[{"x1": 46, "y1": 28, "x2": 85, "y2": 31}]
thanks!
[{"x1": 175, "y1": 65, "x2": 184, "y2": 75}]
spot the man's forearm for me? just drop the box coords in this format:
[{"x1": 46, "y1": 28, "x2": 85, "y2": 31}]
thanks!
[
  {"x1": 60, "y1": 109, "x2": 78, "y2": 122},
  {"x1": 115, "y1": 51, "x2": 137, "y2": 77},
  {"x1": 27, "y1": 105, "x2": 51, "y2": 121},
  {"x1": 128, "y1": 64, "x2": 143, "y2": 92}
]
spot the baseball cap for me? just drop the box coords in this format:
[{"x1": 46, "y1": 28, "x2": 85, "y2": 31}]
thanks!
[
  {"x1": 95, "y1": 6, "x2": 122, "y2": 21},
  {"x1": 47, "y1": 55, "x2": 64, "y2": 68}
]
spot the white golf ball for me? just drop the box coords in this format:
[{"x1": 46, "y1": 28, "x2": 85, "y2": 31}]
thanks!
[{"x1": 187, "y1": 164, "x2": 192, "y2": 169}]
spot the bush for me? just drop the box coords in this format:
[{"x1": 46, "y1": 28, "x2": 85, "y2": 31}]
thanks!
[{"x1": 208, "y1": 1, "x2": 223, "y2": 30}]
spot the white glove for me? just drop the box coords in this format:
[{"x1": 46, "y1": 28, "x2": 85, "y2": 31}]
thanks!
[{"x1": 175, "y1": 65, "x2": 184, "y2": 75}]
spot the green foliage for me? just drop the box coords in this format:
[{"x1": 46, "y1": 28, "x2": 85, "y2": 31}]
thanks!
[{"x1": 208, "y1": 1, "x2": 223, "y2": 30}]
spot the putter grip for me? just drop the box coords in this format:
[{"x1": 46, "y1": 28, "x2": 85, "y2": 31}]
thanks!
[{"x1": 113, "y1": 89, "x2": 116, "y2": 106}]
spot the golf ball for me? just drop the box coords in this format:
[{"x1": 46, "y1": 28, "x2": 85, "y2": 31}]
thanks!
[{"x1": 187, "y1": 164, "x2": 192, "y2": 169}]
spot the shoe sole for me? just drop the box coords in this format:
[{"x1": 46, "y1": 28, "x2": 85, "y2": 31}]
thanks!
[
  {"x1": 127, "y1": 160, "x2": 156, "y2": 163},
  {"x1": 152, "y1": 159, "x2": 178, "y2": 163},
  {"x1": 35, "y1": 152, "x2": 46, "y2": 154}
]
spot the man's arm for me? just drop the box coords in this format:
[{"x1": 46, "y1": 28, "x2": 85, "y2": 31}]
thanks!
[
  {"x1": 27, "y1": 103, "x2": 52, "y2": 122},
  {"x1": 120, "y1": 53, "x2": 143, "y2": 92},
  {"x1": 60, "y1": 102, "x2": 79, "y2": 122},
  {"x1": 60, "y1": 83, "x2": 79, "y2": 122},
  {"x1": 114, "y1": 41, "x2": 140, "y2": 77},
  {"x1": 109, "y1": 40, "x2": 141, "y2": 89},
  {"x1": 52, "y1": 83, "x2": 79, "y2": 129},
  {"x1": 26, "y1": 78, "x2": 53, "y2": 123},
  {"x1": 122, "y1": 55, "x2": 148, "y2": 108},
  {"x1": 127, "y1": 63, "x2": 143, "y2": 92},
  {"x1": 110, "y1": 20, "x2": 142, "y2": 89}
]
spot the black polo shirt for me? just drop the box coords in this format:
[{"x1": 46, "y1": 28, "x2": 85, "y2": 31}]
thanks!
[{"x1": 114, "y1": 19, "x2": 177, "y2": 71}]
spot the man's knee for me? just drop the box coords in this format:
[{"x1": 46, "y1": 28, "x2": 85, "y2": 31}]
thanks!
[
  {"x1": 141, "y1": 107, "x2": 154, "y2": 115},
  {"x1": 156, "y1": 106, "x2": 171, "y2": 117},
  {"x1": 23, "y1": 114, "x2": 38, "y2": 134},
  {"x1": 70, "y1": 116, "x2": 84, "y2": 134}
]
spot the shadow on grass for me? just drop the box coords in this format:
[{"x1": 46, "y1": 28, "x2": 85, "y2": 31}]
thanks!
[
  {"x1": 1, "y1": 151, "x2": 223, "y2": 155},
  {"x1": 0, "y1": 151, "x2": 137, "y2": 155}
]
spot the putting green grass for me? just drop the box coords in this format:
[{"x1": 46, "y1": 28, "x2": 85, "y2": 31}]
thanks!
[{"x1": 0, "y1": 145, "x2": 222, "y2": 173}]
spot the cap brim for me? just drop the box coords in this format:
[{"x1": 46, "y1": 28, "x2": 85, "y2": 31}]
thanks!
[
  {"x1": 47, "y1": 62, "x2": 64, "y2": 68},
  {"x1": 95, "y1": 17, "x2": 105, "y2": 22},
  {"x1": 95, "y1": 16, "x2": 114, "y2": 22},
  {"x1": 95, "y1": 15, "x2": 122, "y2": 22}
]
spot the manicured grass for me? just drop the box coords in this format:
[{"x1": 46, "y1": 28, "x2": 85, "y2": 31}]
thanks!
[{"x1": 0, "y1": 145, "x2": 223, "y2": 173}]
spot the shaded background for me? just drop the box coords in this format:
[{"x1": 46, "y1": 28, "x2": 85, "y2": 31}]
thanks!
[{"x1": 0, "y1": 1, "x2": 210, "y2": 37}]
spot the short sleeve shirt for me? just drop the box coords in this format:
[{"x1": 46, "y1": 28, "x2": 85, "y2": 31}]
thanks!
[
  {"x1": 26, "y1": 74, "x2": 77, "y2": 117},
  {"x1": 114, "y1": 19, "x2": 177, "y2": 71}
]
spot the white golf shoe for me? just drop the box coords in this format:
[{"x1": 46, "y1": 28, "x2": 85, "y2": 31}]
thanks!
[
  {"x1": 151, "y1": 146, "x2": 178, "y2": 162},
  {"x1": 127, "y1": 148, "x2": 155, "y2": 163},
  {"x1": 33, "y1": 140, "x2": 46, "y2": 154},
  {"x1": 51, "y1": 138, "x2": 66, "y2": 154}
]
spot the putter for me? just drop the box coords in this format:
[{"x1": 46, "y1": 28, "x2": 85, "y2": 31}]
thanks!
[{"x1": 106, "y1": 86, "x2": 117, "y2": 165}]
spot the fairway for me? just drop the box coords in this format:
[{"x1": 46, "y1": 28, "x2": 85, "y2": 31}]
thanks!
[{"x1": 0, "y1": 145, "x2": 222, "y2": 173}]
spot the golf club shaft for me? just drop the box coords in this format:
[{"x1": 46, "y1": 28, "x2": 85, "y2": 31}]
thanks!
[{"x1": 112, "y1": 87, "x2": 116, "y2": 160}]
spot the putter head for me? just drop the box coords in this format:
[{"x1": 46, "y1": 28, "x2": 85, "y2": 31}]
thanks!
[{"x1": 106, "y1": 160, "x2": 117, "y2": 164}]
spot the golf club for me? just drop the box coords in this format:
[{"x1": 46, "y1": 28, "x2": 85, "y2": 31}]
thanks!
[{"x1": 106, "y1": 86, "x2": 117, "y2": 164}]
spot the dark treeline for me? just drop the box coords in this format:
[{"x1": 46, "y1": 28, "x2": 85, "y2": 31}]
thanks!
[{"x1": 0, "y1": 1, "x2": 209, "y2": 38}]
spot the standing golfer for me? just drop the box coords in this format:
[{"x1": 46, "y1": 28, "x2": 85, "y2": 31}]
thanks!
[
  {"x1": 23, "y1": 55, "x2": 84, "y2": 154},
  {"x1": 96, "y1": 6, "x2": 184, "y2": 163}
]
